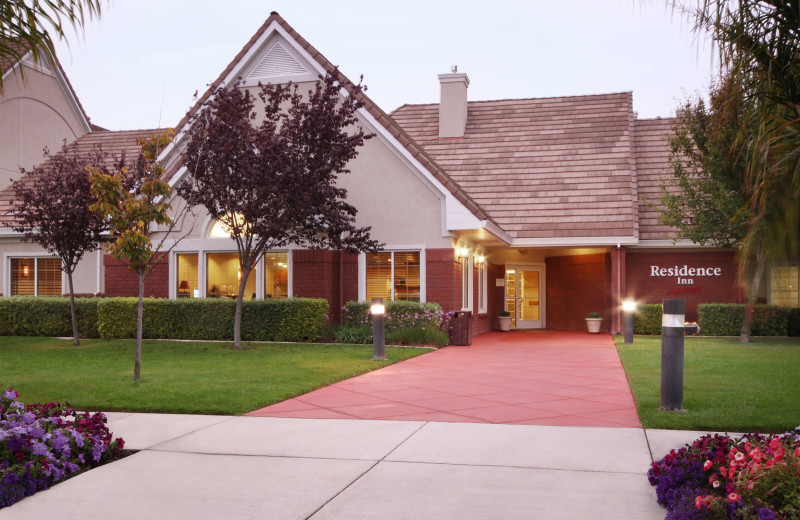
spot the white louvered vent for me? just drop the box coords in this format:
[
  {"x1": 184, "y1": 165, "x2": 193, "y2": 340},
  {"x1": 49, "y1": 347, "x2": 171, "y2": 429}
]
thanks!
[{"x1": 248, "y1": 42, "x2": 308, "y2": 79}]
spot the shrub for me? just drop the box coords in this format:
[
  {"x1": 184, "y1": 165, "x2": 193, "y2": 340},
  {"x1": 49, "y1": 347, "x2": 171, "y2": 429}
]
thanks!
[
  {"x1": 698, "y1": 304, "x2": 794, "y2": 336},
  {"x1": 332, "y1": 325, "x2": 373, "y2": 344},
  {"x1": 386, "y1": 326, "x2": 449, "y2": 347},
  {"x1": 342, "y1": 300, "x2": 445, "y2": 332},
  {"x1": 0, "y1": 296, "x2": 100, "y2": 338},
  {"x1": 633, "y1": 303, "x2": 662, "y2": 335},
  {"x1": 96, "y1": 297, "x2": 327, "y2": 341},
  {"x1": 788, "y1": 308, "x2": 800, "y2": 337}
]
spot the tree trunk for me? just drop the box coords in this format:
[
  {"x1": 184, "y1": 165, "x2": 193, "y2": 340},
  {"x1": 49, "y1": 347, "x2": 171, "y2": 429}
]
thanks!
[
  {"x1": 66, "y1": 269, "x2": 79, "y2": 346},
  {"x1": 233, "y1": 266, "x2": 253, "y2": 351},
  {"x1": 740, "y1": 252, "x2": 766, "y2": 343},
  {"x1": 134, "y1": 272, "x2": 145, "y2": 381}
]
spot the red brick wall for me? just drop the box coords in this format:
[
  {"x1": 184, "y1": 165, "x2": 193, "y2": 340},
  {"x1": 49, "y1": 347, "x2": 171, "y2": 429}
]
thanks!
[
  {"x1": 546, "y1": 253, "x2": 611, "y2": 331},
  {"x1": 625, "y1": 250, "x2": 741, "y2": 321},
  {"x1": 426, "y1": 248, "x2": 461, "y2": 312},
  {"x1": 103, "y1": 254, "x2": 169, "y2": 298}
]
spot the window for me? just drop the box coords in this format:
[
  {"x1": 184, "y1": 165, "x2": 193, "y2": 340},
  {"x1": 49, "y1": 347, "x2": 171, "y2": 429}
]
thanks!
[
  {"x1": 10, "y1": 257, "x2": 61, "y2": 296},
  {"x1": 477, "y1": 259, "x2": 487, "y2": 314},
  {"x1": 207, "y1": 253, "x2": 256, "y2": 300},
  {"x1": 366, "y1": 251, "x2": 420, "y2": 301},
  {"x1": 461, "y1": 255, "x2": 472, "y2": 311},
  {"x1": 176, "y1": 253, "x2": 199, "y2": 298},
  {"x1": 264, "y1": 252, "x2": 288, "y2": 298},
  {"x1": 771, "y1": 266, "x2": 799, "y2": 307}
]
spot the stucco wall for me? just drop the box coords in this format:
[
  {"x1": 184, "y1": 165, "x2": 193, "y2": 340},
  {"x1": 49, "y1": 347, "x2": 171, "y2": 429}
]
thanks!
[
  {"x1": 0, "y1": 240, "x2": 103, "y2": 296},
  {"x1": 0, "y1": 64, "x2": 88, "y2": 189}
]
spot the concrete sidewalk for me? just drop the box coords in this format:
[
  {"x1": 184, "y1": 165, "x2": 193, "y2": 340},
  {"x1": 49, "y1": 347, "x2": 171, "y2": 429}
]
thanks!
[{"x1": 0, "y1": 413, "x2": 708, "y2": 519}]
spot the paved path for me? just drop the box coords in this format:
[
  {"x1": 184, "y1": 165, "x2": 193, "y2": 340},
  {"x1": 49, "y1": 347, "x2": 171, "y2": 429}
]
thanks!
[
  {"x1": 249, "y1": 331, "x2": 641, "y2": 428},
  {"x1": 0, "y1": 412, "x2": 707, "y2": 519}
]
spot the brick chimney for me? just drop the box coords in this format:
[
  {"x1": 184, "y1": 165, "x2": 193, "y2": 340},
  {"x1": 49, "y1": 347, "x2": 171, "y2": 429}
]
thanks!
[{"x1": 438, "y1": 67, "x2": 469, "y2": 139}]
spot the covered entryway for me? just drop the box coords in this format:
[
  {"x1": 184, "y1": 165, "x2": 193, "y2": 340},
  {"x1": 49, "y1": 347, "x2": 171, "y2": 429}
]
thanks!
[
  {"x1": 504, "y1": 264, "x2": 544, "y2": 329},
  {"x1": 248, "y1": 331, "x2": 640, "y2": 428}
]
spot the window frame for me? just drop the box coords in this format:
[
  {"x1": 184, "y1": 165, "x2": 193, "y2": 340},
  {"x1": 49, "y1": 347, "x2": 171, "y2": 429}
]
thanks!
[
  {"x1": 461, "y1": 254, "x2": 473, "y2": 312},
  {"x1": 477, "y1": 259, "x2": 487, "y2": 314},
  {"x1": 358, "y1": 247, "x2": 426, "y2": 303},
  {"x1": 769, "y1": 264, "x2": 800, "y2": 307},
  {"x1": 5, "y1": 254, "x2": 63, "y2": 297}
]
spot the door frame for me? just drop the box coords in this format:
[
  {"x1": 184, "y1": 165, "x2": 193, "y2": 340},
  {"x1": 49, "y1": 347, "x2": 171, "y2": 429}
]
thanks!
[{"x1": 504, "y1": 263, "x2": 546, "y2": 329}]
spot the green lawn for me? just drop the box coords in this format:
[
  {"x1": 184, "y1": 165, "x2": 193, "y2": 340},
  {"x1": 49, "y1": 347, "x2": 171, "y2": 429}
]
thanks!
[
  {"x1": 616, "y1": 335, "x2": 800, "y2": 433},
  {"x1": 0, "y1": 337, "x2": 431, "y2": 415}
]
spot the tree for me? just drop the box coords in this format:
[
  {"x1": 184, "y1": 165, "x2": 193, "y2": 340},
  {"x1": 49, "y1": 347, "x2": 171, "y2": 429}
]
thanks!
[
  {"x1": 180, "y1": 73, "x2": 381, "y2": 350},
  {"x1": 0, "y1": 0, "x2": 102, "y2": 91},
  {"x1": 677, "y1": 0, "x2": 800, "y2": 339},
  {"x1": 11, "y1": 143, "x2": 118, "y2": 345},
  {"x1": 89, "y1": 130, "x2": 174, "y2": 381}
]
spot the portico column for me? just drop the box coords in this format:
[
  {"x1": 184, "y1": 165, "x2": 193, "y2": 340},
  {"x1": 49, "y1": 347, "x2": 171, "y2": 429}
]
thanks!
[{"x1": 610, "y1": 246, "x2": 626, "y2": 334}]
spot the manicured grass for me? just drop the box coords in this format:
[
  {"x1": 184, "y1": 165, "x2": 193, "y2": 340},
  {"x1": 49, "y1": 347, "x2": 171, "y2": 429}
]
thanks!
[
  {"x1": 616, "y1": 335, "x2": 800, "y2": 433},
  {"x1": 0, "y1": 337, "x2": 431, "y2": 415}
]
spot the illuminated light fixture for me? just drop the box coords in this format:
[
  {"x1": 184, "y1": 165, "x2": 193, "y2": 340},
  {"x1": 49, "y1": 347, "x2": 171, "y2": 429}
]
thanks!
[
  {"x1": 237, "y1": 268, "x2": 241, "y2": 281},
  {"x1": 370, "y1": 297, "x2": 386, "y2": 360},
  {"x1": 458, "y1": 247, "x2": 469, "y2": 258},
  {"x1": 22, "y1": 265, "x2": 29, "y2": 277},
  {"x1": 622, "y1": 299, "x2": 636, "y2": 344},
  {"x1": 476, "y1": 255, "x2": 485, "y2": 264},
  {"x1": 370, "y1": 298, "x2": 385, "y2": 316}
]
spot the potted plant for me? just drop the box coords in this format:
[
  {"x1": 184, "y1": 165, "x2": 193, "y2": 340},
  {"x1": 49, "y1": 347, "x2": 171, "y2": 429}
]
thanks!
[
  {"x1": 585, "y1": 312, "x2": 602, "y2": 333},
  {"x1": 497, "y1": 310, "x2": 512, "y2": 332}
]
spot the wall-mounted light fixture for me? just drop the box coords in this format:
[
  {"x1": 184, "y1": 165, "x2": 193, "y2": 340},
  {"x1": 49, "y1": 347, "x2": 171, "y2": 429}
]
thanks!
[
  {"x1": 457, "y1": 247, "x2": 470, "y2": 258},
  {"x1": 22, "y1": 265, "x2": 29, "y2": 277},
  {"x1": 476, "y1": 255, "x2": 485, "y2": 264}
]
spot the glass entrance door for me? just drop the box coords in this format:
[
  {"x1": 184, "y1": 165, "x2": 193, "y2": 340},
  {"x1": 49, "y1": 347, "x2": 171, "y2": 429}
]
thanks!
[{"x1": 505, "y1": 266, "x2": 543, "y2": 328}]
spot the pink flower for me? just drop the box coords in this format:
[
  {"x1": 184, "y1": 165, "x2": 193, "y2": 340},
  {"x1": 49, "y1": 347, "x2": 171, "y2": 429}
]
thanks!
[
  {"x1": 703, "y1": 460, "x2": 713, "y2": 471},
  {"x1": 695, "y1": 496, "x2": 703, "y2": 510},
  {"x1": 734, "y1": 451, "x2": 746, "y2": 463},
  {"x1": 795, "y1": 447, "x2": 800, "y2": 458},
  {"x1": 769, "y1": 437, "x2": 782, "y2": 451},
  {"x1": 727, "y1": 493, "x2": 741, "y2": 503},
  {"x1": 712, "y1": 480, "x2": 721, "y2": 489}
]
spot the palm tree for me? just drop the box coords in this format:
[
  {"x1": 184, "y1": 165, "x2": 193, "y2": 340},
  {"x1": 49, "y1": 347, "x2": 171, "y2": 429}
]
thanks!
[{"x1": 0, "y1": 0, "x2": 102, "y2": 91}]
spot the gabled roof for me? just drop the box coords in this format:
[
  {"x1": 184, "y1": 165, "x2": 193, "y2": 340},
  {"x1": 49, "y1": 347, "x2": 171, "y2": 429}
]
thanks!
[
  {"x1": 0, "y1": 128, "x2": 164, "y2": 228},
  {"x1": 634, "y1": 117, "x2": 678, "y2": 241},
  {"x1": 392, "y1": 92, "x2": 639, "y2": 242},
  {"x1": 168, "y1": 11, "x2": 494, "y2": 226}
]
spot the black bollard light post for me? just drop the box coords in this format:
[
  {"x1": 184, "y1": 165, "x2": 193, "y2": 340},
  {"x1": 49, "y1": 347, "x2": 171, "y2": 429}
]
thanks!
[
  {"x1": 660, "y1": 299, "x2": 685, "y2": 411},
  {"x1": 622, "y1": 299, "x2": 636, "y2": 344},
  {"x1": 371, "y1": 297, "x2": 386, "y2": 361}
]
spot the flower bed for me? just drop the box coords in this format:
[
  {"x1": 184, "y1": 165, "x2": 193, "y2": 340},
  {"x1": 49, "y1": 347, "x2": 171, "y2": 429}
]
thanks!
[
  {"x1": 1, "y1": 389, "x2": 125, "y2": 509},
  {"x1": 648, "y1": 427, "x2": 800, "y2": 519}
]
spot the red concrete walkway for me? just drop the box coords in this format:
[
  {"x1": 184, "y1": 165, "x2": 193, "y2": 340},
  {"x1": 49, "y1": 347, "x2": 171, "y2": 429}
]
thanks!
[{"x1": 247, "y1": 331, "x2": 641, "y2": 428}]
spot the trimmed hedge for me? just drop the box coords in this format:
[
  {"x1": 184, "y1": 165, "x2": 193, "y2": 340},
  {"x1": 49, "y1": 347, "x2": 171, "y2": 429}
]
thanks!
[
  {"x1": 0, "y1": 296, "x2": 100, "y2": 338},
  {"x1": 633, "y1": 303, "x2": 663, "y2": 335},
  {"x1": 697, "y1": 303, "x2": 795, "y2": 336},
  {"x1": 1, "y1": 297, "x2": 328, "y2": 342}
]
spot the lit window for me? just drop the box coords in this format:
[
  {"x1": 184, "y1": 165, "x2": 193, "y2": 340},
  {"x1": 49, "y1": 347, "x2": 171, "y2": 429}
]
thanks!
[
  {"x1": 176, "y1": 253, "x2": 199, "y2": 298},
  {"x1": 208, "y1": 214, "x2": 247, "y2": 238},
  {"x1": 207, "y1": 252, "x2": 255, "y2": 300},
  {"x1": 366, "y1": 251, "x2": 420, "y2": 302},
  {"x1": 10, "y1": 258, "x2": 61, "y2": 296},
  {"x1": 771, "y1": 266, "x2": 799, "y2": 307},
  {"x1": 264, "y1": 252, "x2": 288, "y2": 299}
]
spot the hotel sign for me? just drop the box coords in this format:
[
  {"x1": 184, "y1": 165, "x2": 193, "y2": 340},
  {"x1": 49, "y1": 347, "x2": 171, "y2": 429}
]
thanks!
[{"x1": 650, "y1": 265, "x2": 723, "y2": 295}]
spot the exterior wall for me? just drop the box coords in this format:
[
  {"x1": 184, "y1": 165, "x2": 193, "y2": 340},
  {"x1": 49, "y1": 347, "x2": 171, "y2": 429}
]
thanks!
[
  {"x1": 625, "y1": 249, "x2": 741, "y2": 321},
  {"x1": 426, "y1": 248, "x2": 461, "y2": 312},
  {"x1": 103, "y1": 254, "x2": 169, "y2": 298},
  {"x1": 0, "y1": 65, "x2": 88, "y2": 189},
  {"x1": 545, "y1": 253, "x2": 611, "y2": 332},
  {"x1": 292, "y1": 249, "x2": 357, "y2": 323}
]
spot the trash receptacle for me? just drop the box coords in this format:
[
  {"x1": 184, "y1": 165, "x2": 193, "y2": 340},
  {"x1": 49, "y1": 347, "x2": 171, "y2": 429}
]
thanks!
[{"x1": 449, "y1": 311, "x2": 472, "y2": 346}]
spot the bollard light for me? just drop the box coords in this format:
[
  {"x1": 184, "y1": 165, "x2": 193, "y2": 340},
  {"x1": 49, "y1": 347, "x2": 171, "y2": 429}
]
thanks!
[
  {"x1": 371, "y1": 297, "x2": 386, "y2": 361},
  {"x1": 622, "y1": 299, "x2": 636, "y2": 344},
  {"x1": 661, "y1": 299, "x2": 685, "y2": 411}
]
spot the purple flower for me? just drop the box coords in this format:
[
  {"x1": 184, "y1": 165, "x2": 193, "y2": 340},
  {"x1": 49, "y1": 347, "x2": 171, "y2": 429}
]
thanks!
[
  {"x1": 31, "y1": 442, "x2": 50, "y2": 457},
  {"x1": 21, "y1": 412, "x2": 36, "y2": 425},
  {"x1": 6, "y1": 435, "x2": 26, "y2": 452}
]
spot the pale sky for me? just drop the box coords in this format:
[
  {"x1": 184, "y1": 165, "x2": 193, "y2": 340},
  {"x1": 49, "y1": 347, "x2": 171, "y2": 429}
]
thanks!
[{"x1": 53, "y1": 0, "x2": 718, "y2": 131}]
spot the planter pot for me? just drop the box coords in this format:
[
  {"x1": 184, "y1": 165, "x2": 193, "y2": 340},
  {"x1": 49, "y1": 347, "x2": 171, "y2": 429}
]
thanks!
[
  {"x1": 497, "y1": 316, "x2": 512, "y2": 332},
  {"x1": 585, "y1": 318, "x2": 602, "y2": 334}
]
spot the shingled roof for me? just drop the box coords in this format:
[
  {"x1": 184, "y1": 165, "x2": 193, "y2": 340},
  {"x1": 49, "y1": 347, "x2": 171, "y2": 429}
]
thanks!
[
  {"x1": 634, "y1": 117, "x2": 679, "y2": 241},
  {"x1": 168, "y1": 11, "x2": 493, "y2": 225},
  {"x1": 0, "y1": 128, "x2": 164, "y2": 227},
  {"x1": 392, "y1": 93, "x2": 639, "y2": 240}
]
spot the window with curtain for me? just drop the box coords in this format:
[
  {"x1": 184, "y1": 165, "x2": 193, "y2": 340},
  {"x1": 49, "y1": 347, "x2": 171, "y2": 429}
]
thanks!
[
  {"x1": 771, "y1": 266, "x2": 799, "y2": 307},
  {"x1": 10, "y1": 257, "x2": 61, "y2": 296},
  {"x1": 176, "y1": 253, "x2": 199, "y2": 298},
  {"x1": 264, "y1": 252, "x2": 288, "y2": 298},
  {"x1": 366, "y1": 251, "x2": 420, "y2": 301}
]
